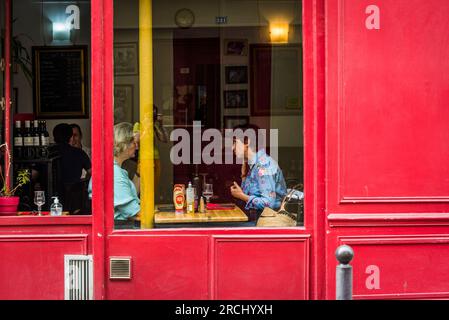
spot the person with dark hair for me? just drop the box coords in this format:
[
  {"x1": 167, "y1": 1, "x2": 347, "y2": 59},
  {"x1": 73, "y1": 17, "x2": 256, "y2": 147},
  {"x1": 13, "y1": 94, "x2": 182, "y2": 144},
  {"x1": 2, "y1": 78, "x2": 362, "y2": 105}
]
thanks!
[
  {"x1": 53, "y1": 123, "x2": 92, "y2": 185},
  {"x1": 70, "y1": 123, "x2": 91, "y2": 158},
  {"x1": 53, "y1": 123, "x2": 73, "y2": 144},
  {"x1": 69, "y1": 123, "x2": 82, "y2": 147},
  {"x1": 69, "y1": 123, "x2": 91, "y2": 178},
  {"x1": 230, "y1": 123, "x2": 287, "y2": 221}
]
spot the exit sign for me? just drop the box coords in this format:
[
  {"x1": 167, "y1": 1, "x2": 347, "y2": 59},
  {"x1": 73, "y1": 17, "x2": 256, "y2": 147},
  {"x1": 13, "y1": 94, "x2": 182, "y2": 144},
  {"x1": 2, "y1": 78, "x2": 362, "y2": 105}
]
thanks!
[{"x1": 215, "y1": 16, "x2": 228, "y2": 24}]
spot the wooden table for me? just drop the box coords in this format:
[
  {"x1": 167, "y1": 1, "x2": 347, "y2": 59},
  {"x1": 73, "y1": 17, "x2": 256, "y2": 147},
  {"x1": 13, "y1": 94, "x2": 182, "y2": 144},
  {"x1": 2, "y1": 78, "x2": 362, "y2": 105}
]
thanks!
[{"x1": 154, "y1": 205, "x2": 248, "y2": 226}]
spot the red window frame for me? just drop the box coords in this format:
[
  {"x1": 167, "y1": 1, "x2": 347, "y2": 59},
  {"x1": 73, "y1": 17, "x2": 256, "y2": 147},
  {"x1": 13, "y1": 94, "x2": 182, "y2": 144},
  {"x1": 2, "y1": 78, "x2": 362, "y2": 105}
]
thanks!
[{"x1": 90, "y1": 0, "x2": 326, "y2": 299}]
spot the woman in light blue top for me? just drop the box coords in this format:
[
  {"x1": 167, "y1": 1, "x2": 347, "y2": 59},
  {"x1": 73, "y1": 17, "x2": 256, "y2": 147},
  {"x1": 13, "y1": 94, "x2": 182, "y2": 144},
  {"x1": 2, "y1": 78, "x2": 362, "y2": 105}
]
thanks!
[
  {"x1": 89, "y1": 122, "x2": 140, "y2": 227},
  {"x1": 112, "y1": 122, "x2": 140, "y2": 222}
]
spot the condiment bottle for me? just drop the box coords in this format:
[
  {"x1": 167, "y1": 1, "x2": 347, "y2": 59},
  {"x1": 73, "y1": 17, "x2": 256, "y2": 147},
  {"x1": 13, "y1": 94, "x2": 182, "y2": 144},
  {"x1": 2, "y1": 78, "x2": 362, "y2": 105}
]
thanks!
[
  {"x1": 186, "y1": 182, "x2": 195, "y2": 214},
  {"x1": 199, "y1": 196, "x2": 206, "y2": 213},
  {"x1": 173, "y1": 184, "x2": 185, "y2": 213}
]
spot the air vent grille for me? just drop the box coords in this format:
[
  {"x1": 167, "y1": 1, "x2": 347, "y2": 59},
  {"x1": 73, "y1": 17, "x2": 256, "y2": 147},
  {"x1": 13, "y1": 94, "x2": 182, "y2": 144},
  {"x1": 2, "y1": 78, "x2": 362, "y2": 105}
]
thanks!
[
  {"x1": 64, "y1": 255, "x2": 93, "y2": 300},
  {"x1": 110, "y1": 257, "x2": 131, "y2": 279}
]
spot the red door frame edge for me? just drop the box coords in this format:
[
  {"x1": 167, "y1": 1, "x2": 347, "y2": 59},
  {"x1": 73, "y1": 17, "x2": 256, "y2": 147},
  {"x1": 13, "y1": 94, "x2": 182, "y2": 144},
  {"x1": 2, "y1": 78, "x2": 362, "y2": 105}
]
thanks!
[
  {"x1": 303, "y1": 0, "x2": 326, "y2": 299},
  {"x1": 4, "y1": 0, "x2": 11, "y2": 190},
  {"x1": 91, "y1": 0, "x2": 108, "y2": 300},
  {"x1": 91, "y1": 0, "x2": 104, "y2": 300}
]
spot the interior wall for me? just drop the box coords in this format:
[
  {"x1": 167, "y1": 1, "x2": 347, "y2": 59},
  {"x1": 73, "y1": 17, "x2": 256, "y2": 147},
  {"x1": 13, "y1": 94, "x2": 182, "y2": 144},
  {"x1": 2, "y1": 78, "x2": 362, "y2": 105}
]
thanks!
[
  {"x1": 113, "y1": 0, "x2": 303, "y2": 200},
  {"x1": 114, "y1": 0, "x2": 303, "y2": 148},
  {"x1": 12, "y1": 0, "x2": 92, "y2": 148}
]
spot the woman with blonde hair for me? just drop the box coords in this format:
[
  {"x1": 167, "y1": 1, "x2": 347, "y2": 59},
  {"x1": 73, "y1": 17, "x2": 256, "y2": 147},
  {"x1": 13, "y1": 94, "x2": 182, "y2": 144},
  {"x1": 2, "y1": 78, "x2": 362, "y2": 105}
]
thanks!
[
  {"x1": 89, "y1": 122, "x2": 140, "y2": 229},
  {"x1": 112, "y1": 122, "x2": 140, "y2": 228}
]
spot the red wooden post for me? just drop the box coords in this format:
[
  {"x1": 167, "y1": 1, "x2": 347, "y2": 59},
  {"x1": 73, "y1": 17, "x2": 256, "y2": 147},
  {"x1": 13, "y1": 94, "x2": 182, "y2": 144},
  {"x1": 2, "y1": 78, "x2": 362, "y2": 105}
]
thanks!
[
  {"x1": 4, "y1": 0, "x2": 11, "y2": 190},
  {"x1": 303, "y1": 0, "x2": 326, "y2": 299},
  {"x1": 91, "y1": 0, "x2": 107, "y2": 300}
]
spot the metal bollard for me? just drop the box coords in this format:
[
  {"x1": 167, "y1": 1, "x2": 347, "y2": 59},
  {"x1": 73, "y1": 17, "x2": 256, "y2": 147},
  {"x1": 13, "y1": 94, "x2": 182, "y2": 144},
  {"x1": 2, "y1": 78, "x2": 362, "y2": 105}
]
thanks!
[{"x1": 335, "y1": 244, "x2": 354, "y2": 300}]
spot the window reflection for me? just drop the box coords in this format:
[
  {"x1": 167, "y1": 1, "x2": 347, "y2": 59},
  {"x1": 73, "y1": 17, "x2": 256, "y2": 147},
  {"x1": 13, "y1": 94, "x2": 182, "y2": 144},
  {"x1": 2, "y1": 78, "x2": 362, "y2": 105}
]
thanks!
[{"x1": 113, "y1": 0, "x2": 303, "y2": 229}]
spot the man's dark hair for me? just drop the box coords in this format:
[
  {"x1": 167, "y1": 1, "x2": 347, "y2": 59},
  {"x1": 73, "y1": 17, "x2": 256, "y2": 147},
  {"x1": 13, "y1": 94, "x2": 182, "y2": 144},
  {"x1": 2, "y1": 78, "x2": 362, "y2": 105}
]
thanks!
[
  {"x1": 70, "y1": 123, "x2": 82, "y2": 138},
  {"x1": 233, "y1": 123, "x2": 260, "y2": 144},
  {"x1": 53, "y1": 123, "x2": 73, "y2": 144}
]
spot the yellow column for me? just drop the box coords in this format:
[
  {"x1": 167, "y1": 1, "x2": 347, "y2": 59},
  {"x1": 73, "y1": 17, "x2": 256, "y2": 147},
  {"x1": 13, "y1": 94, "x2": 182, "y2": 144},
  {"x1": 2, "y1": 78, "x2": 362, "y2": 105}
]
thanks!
[{"x1": 139, "y1": 0, "x2": 154, "y2": 228}]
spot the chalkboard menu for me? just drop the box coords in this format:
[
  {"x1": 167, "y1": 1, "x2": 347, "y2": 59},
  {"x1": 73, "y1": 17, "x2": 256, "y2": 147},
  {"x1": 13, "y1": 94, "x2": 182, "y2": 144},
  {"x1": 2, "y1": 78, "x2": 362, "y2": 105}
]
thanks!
[{"x1": 33, "y1": 46, "x2": 88, "y2": 118}]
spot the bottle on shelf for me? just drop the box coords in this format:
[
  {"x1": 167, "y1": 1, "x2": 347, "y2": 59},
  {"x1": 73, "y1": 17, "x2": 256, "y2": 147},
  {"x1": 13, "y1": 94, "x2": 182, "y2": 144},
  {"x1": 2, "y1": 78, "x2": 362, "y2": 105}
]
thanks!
[
  {"x1": 31, "y1": 120, "x2": 40, "y2": 146},
  {"x1": 14, "y1": 121, "x2": 23, "y2": 159},
  {"x1": 40, "y1": 120, "x2": 50, "y2": 147},
  {"x1": 23, "y1": 120, "x2": 35, "y2": 159},
  {"x1": 33, "y1": 120, "x2": 41, "y2": 158}
]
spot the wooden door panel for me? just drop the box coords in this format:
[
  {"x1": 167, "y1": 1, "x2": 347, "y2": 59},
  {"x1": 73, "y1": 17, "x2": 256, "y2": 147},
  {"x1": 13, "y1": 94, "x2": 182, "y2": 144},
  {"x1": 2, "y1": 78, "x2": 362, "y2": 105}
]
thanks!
[
  {"x1": 0, "y1": 234, "x2": 88, "y2": 300},
  {"x1": 107, "y1": 235, "x2": 210, "y2": 299},
  {"x1": 327, "y1": 235, "x2": 449, "y2": 299},
  {"x1": 327, "y1": 0, "x2": 449, "y2": 212},
  {"x1": 213, "y1": 236, "x2": 310, "y2": 300}
]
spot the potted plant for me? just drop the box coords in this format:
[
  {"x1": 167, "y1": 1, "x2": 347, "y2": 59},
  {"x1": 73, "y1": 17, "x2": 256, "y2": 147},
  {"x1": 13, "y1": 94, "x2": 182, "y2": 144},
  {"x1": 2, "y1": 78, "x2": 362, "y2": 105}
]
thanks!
[
  {"x1": 5, "y1": 18, "x2": 33, "y2": 86},
  {"x1": 0, "y1": 143, "x2": 30, "y2": 216},
  {"x1": 11, "y1": 32, "x2": 33, "y2": 86}
]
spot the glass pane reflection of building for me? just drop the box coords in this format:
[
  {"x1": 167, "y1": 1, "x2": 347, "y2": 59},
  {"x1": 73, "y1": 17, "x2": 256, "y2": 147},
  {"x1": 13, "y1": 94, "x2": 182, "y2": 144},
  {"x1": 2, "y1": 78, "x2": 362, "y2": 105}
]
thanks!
[{"x1": 113, "y1": 0, "x2": 303, "y2": 229}]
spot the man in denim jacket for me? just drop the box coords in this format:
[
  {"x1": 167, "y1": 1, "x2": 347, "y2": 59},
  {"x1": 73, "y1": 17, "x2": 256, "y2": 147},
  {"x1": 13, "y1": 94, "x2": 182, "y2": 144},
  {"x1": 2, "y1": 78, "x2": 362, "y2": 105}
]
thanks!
[{"x1": 230, "y1": 124, "x2": 287, "y2": 222}]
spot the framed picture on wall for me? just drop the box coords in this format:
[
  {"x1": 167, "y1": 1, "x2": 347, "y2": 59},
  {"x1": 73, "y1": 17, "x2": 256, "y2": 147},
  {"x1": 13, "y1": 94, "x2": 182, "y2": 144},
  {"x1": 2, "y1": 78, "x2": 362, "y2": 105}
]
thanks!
[
  {"x1": 114, "y1": 42, "x2": 138, "y2": 76},
  {"x1": 114, "y1": 84, "x2": 134, "y2": 123},
  {"x1": 225, "y1": 66, "x2": 248, "y2": 84},
  {"x1": 33, "y1": 46, "x2": 89, "y2": 118},
  {"x1": 224, "y1": 39, "x2": 248, "y2": 56},
  {"x1": 224, "y1": 90, "x2": 248, "y2": 108},
  {"x1": 224, "y1": 116, "x2": 249, "y2": 129}
]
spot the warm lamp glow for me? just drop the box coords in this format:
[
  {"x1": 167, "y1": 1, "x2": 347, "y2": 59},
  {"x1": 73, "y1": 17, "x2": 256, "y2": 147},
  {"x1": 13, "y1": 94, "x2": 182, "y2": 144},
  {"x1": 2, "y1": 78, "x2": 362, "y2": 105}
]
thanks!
[{"x1": 270, "y1": 23, "x2": 289, "y2": 43}]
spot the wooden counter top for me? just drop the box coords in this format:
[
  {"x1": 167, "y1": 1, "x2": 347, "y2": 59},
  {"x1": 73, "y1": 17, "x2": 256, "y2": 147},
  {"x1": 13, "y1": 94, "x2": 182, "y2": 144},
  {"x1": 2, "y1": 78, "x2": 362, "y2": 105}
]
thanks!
[{"x1": 155, "y1": 206, "x2": 248, "y2": 224}]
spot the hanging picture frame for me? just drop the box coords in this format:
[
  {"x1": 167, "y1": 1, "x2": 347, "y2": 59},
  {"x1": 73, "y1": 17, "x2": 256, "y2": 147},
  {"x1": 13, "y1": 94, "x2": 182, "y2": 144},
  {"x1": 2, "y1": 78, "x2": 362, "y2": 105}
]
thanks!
[
  {"x1": 114, "y1": 84, "x2": 134, "y2": 123},
  {"x1": 33, "y1": 46, "x2": 89, "y2": 118},
  {"x1": 224, "y1": 90, "x2": 248, "y2": 108},
  {"x1": 224, "y1": 39, "x2": 248, "y2": 56},
  {"x1": 114, "y1": 42, "x2": 139, "y2": 76},
  {"x1": 225, "y1": 66, "x2": 248, "y2": 84}
]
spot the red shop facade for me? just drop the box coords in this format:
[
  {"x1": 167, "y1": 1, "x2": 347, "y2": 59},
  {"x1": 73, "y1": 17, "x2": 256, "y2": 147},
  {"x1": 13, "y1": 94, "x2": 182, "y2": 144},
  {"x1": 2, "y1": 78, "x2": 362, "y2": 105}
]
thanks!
[{"x1": 1, "y1": 0, "x2": 449, "y2": 300}]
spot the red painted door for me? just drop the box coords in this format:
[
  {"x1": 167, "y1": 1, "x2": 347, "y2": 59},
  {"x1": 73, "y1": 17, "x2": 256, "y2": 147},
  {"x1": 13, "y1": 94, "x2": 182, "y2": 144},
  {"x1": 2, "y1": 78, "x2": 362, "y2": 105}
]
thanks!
[{"x1": 326, "y1": 0, "x2": 449, "y2": 299}]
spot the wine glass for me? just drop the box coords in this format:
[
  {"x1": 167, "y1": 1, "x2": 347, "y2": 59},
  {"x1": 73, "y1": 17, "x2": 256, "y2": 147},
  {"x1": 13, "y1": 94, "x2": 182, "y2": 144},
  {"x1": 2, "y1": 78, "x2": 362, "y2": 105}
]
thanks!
[
  {"x1": 34, "y1": 191, "x2": 45, "y2": 216},
  {"x1": 202, "y1": 183, "x2": 213, "y2": 206}
]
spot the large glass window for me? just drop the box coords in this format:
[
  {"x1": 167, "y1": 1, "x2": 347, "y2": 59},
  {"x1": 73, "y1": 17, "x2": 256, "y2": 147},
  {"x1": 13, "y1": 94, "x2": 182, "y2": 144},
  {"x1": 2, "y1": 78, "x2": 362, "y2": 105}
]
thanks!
[
  {"x1": 5, "y1": 0, "x2": 92, "y2": 216},
  {"x1": 113, "y1": 0, "x2": 303, "y2": 229}
]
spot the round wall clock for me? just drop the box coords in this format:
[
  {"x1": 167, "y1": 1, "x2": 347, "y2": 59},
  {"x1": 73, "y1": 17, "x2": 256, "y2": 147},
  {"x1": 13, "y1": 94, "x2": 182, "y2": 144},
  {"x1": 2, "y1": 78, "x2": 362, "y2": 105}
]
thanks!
[{"x1": 174, "y1": 8, "x2": 195, "y2": 28}]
